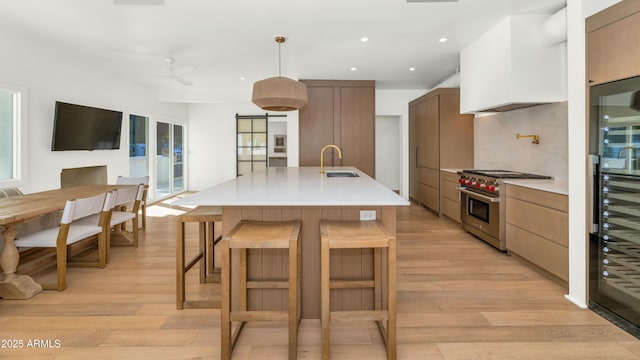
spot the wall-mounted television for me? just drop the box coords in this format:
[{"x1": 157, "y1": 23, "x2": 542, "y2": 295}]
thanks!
[{"x1": 51, "y1": 101, "x2": 123, "y2": 151}]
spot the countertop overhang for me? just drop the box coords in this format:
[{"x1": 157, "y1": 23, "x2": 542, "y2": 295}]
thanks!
[
  {"x1": 503, "y1": 179, "x2": 568, "y2": 195},
  {"x1": 174, "y1": 166, "x2": 410, "y2": 207}
]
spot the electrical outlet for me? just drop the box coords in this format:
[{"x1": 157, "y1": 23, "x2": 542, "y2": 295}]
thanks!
[{"x1": 360, "y1": 210, "x2": 376, "y2": 221}]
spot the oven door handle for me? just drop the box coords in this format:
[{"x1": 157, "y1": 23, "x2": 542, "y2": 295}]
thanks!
[{"x1": 457, "y1": 187, "x2": 500, "y2": 203}]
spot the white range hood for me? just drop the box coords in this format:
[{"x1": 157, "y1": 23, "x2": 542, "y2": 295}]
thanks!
[{"x1": 460, "y1": 12, "x2": 567, "y2": 113}]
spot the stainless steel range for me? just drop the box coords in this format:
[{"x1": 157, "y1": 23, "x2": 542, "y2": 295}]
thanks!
[{"x1": 457, "y1": 170, "x2": 551, "y2": 251}]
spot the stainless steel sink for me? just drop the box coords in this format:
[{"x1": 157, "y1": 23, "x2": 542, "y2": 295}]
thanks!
[{"x1": 325, "y1": 171, "x2": 359, "y2": 178}]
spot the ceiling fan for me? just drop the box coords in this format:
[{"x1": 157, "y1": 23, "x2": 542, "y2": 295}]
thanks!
[{"x1": 164, "y1": 57, "x2": 194, "y2": 86}]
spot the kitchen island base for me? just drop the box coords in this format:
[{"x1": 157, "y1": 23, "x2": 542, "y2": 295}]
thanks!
[{"x1": 221, "y1": 205, "x2": 396, "y2": 319}]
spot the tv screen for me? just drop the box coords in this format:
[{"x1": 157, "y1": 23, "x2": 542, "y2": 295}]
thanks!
[{"x1": 51, "y1": 101, "x2": 123, "y2": 151}]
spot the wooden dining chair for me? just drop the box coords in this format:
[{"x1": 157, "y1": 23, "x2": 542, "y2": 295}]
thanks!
[
  {"x1": 116, "y1": 176, "x2": 149, "y2": 230},
  {"x1": 108, "y1": 184, "x2": 144, "y2": 250},
  {"x1": 13, "y1": 192, "x2": 111, "y2": 291},
  {"x1": 0, "y1": 187, "x2": 23, "y2": 198},
  {"x1": 76, "y1": 184, "x2": 143, "y2": 262}
]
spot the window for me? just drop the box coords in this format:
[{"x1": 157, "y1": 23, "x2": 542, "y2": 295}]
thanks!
[
  {"x1": 0, "y1": 84, "x2": 26, "y2": 187},
  {"x1": 129, "y1": 114, "x2": 149, "y2": 178}
]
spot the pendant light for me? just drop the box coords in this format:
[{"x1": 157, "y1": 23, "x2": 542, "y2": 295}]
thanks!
[{"x1": 252, "y1": 36, "x2": 308, "y2": 111}]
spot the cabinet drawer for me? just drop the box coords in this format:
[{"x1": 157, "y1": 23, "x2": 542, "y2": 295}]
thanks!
[
  {"x1": 269, "y1": 157, "x2": 287, "y2": 167},
  {"x1": 419, "y1": 183, "x2": 439, "y2": 213},
  {"x1": 506, "y1": 197, "x2": 568, "y2": 247},
  {"x1": 440, "y1": 170, "x2": 459, "y2": 183},
  {"x1": 441, "y1": 197, "x2": 460, "y2": 223},
  {"x1": 507, "y1": 185, "x2": 567, "y2": 212},
  {"x1": 506, "y1": 224, "x2": 568, "y2": 281},
  {"x1": 440, "y1": 179, "x2": 460, "y2": 202},
  {"x1": 419, "y1": 167, "x2": 439, "y2": 188}
]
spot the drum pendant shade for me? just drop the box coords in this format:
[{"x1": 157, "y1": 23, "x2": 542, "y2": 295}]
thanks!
[{"x1": 252, "y1": 36, "x2": 307, "y2": 111}]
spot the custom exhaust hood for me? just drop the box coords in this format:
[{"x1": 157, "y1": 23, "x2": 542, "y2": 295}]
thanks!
[{"x1": 460, "y1": 8, "x2": 567, "y2": 113}]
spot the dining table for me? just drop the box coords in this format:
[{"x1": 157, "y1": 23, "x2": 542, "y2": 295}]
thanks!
[{"x1": 0, "y1": 184, "x2": 132, "y2": 300}]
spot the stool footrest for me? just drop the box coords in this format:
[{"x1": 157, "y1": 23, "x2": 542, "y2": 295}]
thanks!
[
  {"x1": 330, "y1": 280, "x2": 374, "y2": 289},
  {"x1": 203, "y1": 273, "x2": 221, "y2": 283},
  {"x1": 182, "y1": 300, "x2": 221, "y2": 309},
  {"x1": 184, "y1": 252, "x2": 204, "y2": 273},
  {"x1": 230, "y1": 310, "x2": 289, "y2": 322},
  {"x1": 330, "y1": 310, "x2": 388, "y2": 322},
  {"x1": 246, "y1": 280, "x2": 289, "y2": 289}
]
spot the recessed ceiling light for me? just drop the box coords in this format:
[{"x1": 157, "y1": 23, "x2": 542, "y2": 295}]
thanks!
[
  {"x1": 409, "y1": 67, "x2": 416, "y2": 71},
  {"x1": 350, "y1": 67, "x2": 357, "y2": 71},
  {"x1": 240, "y1": 76, "x2": 246, "y2": 80},
  {"x1": 439, "y1": 37, "x2": 448, "y2": 43},
  {"x1": 361, "y1": 37, "x2": 369, "y2": 42}
]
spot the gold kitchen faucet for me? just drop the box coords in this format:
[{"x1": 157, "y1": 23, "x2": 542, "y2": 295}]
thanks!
[{"x1": 320, "y1": 144, "x2": 342, "y2": 174}]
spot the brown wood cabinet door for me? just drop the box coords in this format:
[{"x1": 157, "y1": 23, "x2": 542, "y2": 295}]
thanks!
[
  {"x1": 409, "y1": 103, "x2": 419, "y2": 200},
  {"x1": 418, "y1": 95, "x2": 439, "y2": 169},
  {"x1": 299, "y1": 80, "x2": 375, "y2": 177},
  {"x1": 298, "y1": 86, "x2": 335, "y2": 166},
  {"x1": 340, "y1": 86, "x2": 375, "y2": 177},
  {"x1": 587, "y1": 6, "x2": 640, "y2": 85},
  {"x1": 439, "y1": 93, "x2": 474, "y2": 169}
]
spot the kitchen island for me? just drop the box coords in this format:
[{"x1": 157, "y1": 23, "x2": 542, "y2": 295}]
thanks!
[{"x1": 174, "y1": 166, "x2": 408, "y2": 318}]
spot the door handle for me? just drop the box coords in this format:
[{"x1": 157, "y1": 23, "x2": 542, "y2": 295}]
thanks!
[
  {"x1": 457, "y1": 187, "x2": 501, "y2": 203},
  {"x1": 588, "y1": 154, "x2": 600, "y2": 234}
]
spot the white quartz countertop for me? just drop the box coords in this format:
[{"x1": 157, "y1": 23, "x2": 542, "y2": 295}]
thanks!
[
  {"x1": 504, "y1": 179, "x2": 568, "y2": 195},
  {"x1": 441, "y1": 168, "x2": 464, "y2": 174},
  {"x1": 174, "y1": 167, "x2": 410, "y2": 207}
]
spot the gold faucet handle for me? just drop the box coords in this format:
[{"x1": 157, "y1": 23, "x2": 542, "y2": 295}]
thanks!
[{"x1": 516, "y1": 133, "x2": 540, "y2": 144}]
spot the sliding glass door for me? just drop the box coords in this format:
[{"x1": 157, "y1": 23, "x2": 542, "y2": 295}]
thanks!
[
  {"x1": 173, "y1": 124, "x2": 184, "y2": 192},
  {"x1": 156, "y1": 121, "x2": 184, "y2": 199}
]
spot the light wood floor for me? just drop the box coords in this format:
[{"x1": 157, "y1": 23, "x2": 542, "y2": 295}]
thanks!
[{"x1": 2, "y1": 201, "x2": 640, "y2": 359}]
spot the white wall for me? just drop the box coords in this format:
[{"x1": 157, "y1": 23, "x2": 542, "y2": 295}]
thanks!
[
  {"x1": 187, "y1": 102, "x2": 298, "y2": 191},
  {"x1": 565, "y1": 0, "x2": 623, "y2": 308},
  {"x1": 0, "y1": 27, "x2": 188, "y2": 194},
  {"x1": 584, "y1": 0, "x2": 623, "y2": 17},
  {"x1": 375, "y1": 89, "x2": 427, "y2": 198},
  {"x1": 375, "y1": 115, "x2": 401, "y2": 191}
]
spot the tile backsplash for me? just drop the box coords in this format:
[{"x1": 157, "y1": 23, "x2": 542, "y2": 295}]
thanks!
[{"x1": 474, "y1": 102, "x2": 568, "y2": 181}]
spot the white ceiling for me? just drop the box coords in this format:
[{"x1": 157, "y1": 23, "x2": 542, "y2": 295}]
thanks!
[{"x1": 0, "y1": 0, "x2": 566, "y2": 103}]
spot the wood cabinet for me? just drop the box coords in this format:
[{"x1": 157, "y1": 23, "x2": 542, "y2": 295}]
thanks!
[
  {"x1": 298, "y1": 80, "x2": 375, "y2": 178},
  {"x1": 587, "y1": 1, "x2": 640, "y2": 85},
  {"x1": 408, "y1": 88, "x2": 473, "y2": 213},
  {"x1": 419, "y1": 167, "x2": 439, "y2": 212},
  {"x1": 440, "y1": 171, "x2": 461, "y2": 223},
  {"x1": 505, "y1": 184, "x2": 568, "y2": 282},
  {"x1": 409, "y1": 103, "x2": 419, "y2": 201}
]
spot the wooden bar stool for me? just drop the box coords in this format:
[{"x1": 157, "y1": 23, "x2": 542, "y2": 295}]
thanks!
[
  {"x1": 176, "y1": 206, "x2": 222, "y2": 310},
  {"x1": 320, "y1": 220, "x2": 397, "y2": 360},
  {"x1": 221, "y1": 220, "x2": 301, "y2": 360}
]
